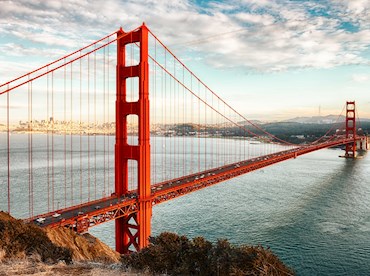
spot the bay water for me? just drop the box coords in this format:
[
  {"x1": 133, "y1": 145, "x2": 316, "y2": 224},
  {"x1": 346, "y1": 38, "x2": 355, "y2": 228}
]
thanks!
[{"x1": 1, "y1": 133, "x2": 369, "y2": 275}]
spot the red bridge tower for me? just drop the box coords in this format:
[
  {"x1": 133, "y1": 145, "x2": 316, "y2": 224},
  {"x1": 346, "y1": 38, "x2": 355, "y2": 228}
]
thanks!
[
  {"x1": 115, "y1": 24, "x2": 151, "y2": 253},
  {"x1": 345, "y1": 101, "x2": 356, "y2": 158}
]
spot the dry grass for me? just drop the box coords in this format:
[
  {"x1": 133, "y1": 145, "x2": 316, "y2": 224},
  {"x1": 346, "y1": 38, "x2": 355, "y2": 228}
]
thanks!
[
  {"x1": 0, "y1": 257, "x2": 142, "y2": 276},
  {"x1": 0, "y1": 249, "x2": 6, "y2": 262}
]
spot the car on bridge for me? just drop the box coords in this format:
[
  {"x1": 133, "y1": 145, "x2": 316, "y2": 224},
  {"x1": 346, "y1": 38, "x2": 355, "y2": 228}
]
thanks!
[{"x1": 35, "y1": 217, "x2": 45, "y2": 224}]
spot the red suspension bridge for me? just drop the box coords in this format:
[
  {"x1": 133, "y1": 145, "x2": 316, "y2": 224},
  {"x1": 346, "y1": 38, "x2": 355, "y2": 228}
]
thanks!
[{"x1": 0, "y1": 24, "x2": 368, "y2": 254}]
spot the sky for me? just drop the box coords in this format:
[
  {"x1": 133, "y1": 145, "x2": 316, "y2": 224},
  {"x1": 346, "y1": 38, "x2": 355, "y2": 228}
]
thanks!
[{"x1": 0, "y1": 0, "x2": 370, "y2": 121}]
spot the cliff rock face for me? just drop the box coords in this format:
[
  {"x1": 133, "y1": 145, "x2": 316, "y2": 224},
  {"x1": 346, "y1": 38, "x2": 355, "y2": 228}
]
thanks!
[
  {"x1": 0, "y1": 211, "x2": 120, "y2": 264},
  {"x1": 45, "y1": 227, "x2": 120, "y2": 263},
  {"x1": 0, "y1": 212, "x2": 71, "y2": 263}
]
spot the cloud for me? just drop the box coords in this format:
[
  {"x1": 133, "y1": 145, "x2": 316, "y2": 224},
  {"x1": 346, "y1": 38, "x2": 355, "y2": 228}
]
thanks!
[
  {"x1": 352, "y1": 73, "x2": 370, "y2": 82},
  {"x1": 234, "y1": 13, "x2": 275, "y2": 26},
  {"x1": 0, "y1": 0, "x2": 370, "y2": 75},
  {"x1": 0, "y1": 43, "x2": 66, "y2": 58}
]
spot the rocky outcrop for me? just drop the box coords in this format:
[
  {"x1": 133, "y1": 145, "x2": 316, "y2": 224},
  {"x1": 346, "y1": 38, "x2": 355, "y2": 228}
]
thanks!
[
  {"x1": 0, "y1": 211, "x2": 120, "y2": 264},
  {"x1": 45, "y1": 227, "x2": 120, "y2": 264},
  {"x1": 0, "y1": 211, "x2": 71, "y2": 264}
]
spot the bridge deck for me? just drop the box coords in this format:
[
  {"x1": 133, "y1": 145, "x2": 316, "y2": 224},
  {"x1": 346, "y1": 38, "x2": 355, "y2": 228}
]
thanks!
[{"x1": 26, "y1": 137, "x2": 356, "y2": 232}]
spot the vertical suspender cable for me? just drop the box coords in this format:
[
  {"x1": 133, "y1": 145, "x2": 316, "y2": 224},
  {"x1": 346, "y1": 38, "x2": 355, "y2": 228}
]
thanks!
[
  {"x1": 79, "y1": 52, "x2": 83, "y2": 204},
  {"x1": 231, "y1": 109, "x2": 233, "y2": 163},
  {"x1": 7, "y1": 85, "x2": 10, "y2": 214},
  {"x1": 52, "y1": 71, "x2": 55, "y2": 211},
  {"x1": 47, "y1": 68, "x2": 50, "y2": 212},
  {"x1": 153, "y1": 38, "x2": 157, "y2": 184},
  {"x1": 190, "y1": 75, "x2": 193, "y2": 173},
  {"x1": 161, "y1": 56, "x2": 164, "y2": 182},
  {"x1": 248, "y1": 128, "x2": 250, "y2": 160},
  {"x1": 204, "y1": 86, "x2": 207, "y2": 171},
  {"x1": 217, "y1": 99, "x2": 219, "y2": 167},
  {"x1": 243, "y1": 124, "x2": 246, "y2": 161},
  {"x1": 198, "y1": 82, "x2": 201, "y2": 171},
  {"x1": 175, "y1": 59, "x2": 178, "y2": 179},
  {"x1": 88, "y1": 54, "x2": 91, "y2": 202},
  {"x1": 177, "y1": 64, "x2": 180, "y2": 178},
  {"x1": 211, "y1": 92, "x2": 214, "y2": 168},
  {"x1": 169, "y1": 56, "x2": 172, "y2": 179},
  {"x1": 28, "y1": 77, "x2": 31, "y2": 217},
  {"x1": 94, "y1": 45, "x2": 97, "y2": 199},
  {"x1": 107, "y1": 38, "x2": 111, "y2": 194},
  {"x1": 198, "y1": 82, "x2": 200, "y2": 172},
  {"x1": 172, "y1": 58, "x2": 175, "y2": 179},
  {"x1": 164, "y1": 50, "x2": 167, "y2": 181},
  {"x1": 103, "y1": 47, "x2": 106, "y2": 195},
  {"x1": 223, "y1": 103, "x2": 226, "y2": 166},
  {"x1": 31, "y1": 81, "x2": 33, "y2": 216},
  {"x1": 182, "y1": 65, "x2": 185, "y2": 176},
  {"x1": 176, "y1": 65, "x2": 179, "y2": 178},
  {"x1": 210, "y1": 91, "x2": 213, "y2": 168},
  {"x1": 70, "y1": 63, "x2": 74, "y2": 205},
  {"x1": 64, "y1": 59, "x2": 67, "y2": 208}
]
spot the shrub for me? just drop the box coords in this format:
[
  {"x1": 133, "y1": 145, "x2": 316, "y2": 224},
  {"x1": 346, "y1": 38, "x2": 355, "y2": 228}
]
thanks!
[{"x1": 122, "y1": 232, "x2": 294, "y2": 275}]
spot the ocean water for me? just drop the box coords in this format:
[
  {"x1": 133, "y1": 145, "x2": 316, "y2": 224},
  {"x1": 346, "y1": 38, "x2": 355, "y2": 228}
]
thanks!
[
  {"x1": 1, "y1": 133, "x2": 369, "y2": 275},
  {"x1": 92, "y1": 147, "x2": 370, "y2": 275}
]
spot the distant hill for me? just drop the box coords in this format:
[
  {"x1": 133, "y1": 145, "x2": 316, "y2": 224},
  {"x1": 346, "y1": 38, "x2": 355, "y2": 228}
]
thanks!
[
  {"x1": 237, "y1": 119, "x2": 264, "y2": 125},
  {"x1": 283, "y1": 115, "x2": 370, "y2": 124}
]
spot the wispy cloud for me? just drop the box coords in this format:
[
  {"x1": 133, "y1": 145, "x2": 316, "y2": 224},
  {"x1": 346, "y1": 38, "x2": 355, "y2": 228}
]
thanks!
[
  {"x1": 352, "y1": 73, "x2": 370, "y2": 82},
  {"x1": 0, "y1": 0, "x2": 370, "y2": 74}
]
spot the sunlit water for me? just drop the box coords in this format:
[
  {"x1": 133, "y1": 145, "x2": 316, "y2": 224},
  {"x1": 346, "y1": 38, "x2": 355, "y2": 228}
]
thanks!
[{"x1": 1, "y1": 134, "x2": 370, "y2": 275}]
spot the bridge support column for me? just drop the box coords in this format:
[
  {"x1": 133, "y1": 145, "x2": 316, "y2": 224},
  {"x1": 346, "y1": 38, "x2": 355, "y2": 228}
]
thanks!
[
  {"x1": 345, "y1": 101, "x2": 356, "y2": 158},
  {"x1": 115, "y1": 24, "x2": 151, "y2": 254}
]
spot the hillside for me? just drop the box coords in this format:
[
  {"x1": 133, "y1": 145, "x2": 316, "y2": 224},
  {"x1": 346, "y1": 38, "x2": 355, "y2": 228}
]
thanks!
[
  {"x1": 0, "y1": 211, "x2": 72, "y2": 263},
  {"x1": 0, "y1": 211, "x2": 294, "y2": 275},
  {"x1": 0, "y1": 211, "x2": 120, "y2": 264}
]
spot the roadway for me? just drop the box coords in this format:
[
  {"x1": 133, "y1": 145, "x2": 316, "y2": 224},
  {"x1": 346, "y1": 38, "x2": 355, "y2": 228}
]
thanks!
[{"x1": 26, "y1": 136, "x2": 357, "y2": 232}]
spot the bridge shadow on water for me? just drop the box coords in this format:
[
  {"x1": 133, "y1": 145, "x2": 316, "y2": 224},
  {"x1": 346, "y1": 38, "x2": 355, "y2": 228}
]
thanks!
[{"x1": 265, "y1": 152, "x2": 370, "y2": 276}]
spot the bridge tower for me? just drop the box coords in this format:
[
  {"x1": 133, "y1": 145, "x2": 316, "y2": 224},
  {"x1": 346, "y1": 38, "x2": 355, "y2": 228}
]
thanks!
[
  {"x1": 115, "y1": 24, "x2": 151, "y2": 253},
  {"x1": 345, "y1": 101, "x2": 356, "y2": 158}
]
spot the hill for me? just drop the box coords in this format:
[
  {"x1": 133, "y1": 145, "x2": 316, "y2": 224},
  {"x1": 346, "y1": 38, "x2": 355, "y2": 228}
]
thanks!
[
  {"x1": 0, "y1": 211, "x2": 294, "y2": 275},
  {"x1": 0, "y1": 211, "x2": 120, "y2": 264},
  {"x1": 283, "y1": 115, "x2": 345, "y2": 124}
]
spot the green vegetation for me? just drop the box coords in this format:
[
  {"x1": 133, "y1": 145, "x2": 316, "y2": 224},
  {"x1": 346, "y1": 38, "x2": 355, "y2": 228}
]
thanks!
[
  {"x1": 122, "y1": 232, "x2": 294, "y2": 275},
  {"x1": 226, "y1": 121, "x2": 370, "y2": 144}
]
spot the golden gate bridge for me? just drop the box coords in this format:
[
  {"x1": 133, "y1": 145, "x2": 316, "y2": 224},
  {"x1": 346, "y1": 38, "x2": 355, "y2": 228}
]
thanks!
[{"x1": 0, "y1": 24, "x2": 368, "y2": 254}]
